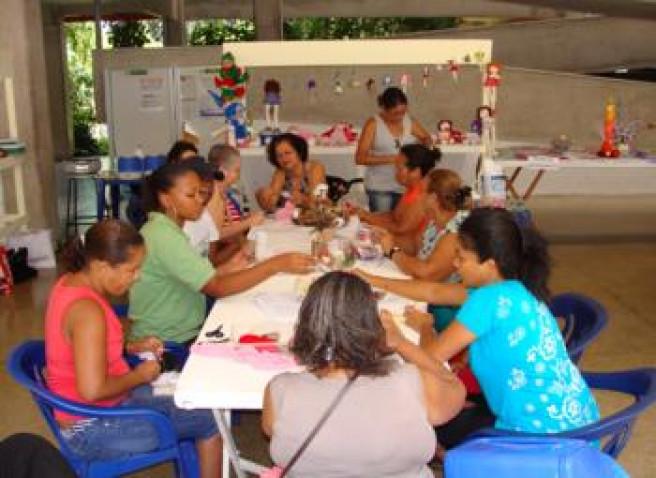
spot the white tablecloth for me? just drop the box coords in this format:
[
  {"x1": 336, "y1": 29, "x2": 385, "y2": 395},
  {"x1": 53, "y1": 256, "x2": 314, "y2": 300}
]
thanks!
[{"x1": 174, "y1": 222, "x2": 422, "y2": 411}]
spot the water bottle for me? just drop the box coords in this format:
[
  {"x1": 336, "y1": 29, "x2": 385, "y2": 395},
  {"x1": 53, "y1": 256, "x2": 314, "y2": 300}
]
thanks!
[{"x1": 480, "y1": 158, "x2": 506, "y2": 208}]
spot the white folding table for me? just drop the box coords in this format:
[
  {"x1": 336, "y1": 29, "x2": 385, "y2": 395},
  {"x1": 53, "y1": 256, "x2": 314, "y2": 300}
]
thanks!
[
  {"x1": 497, "y1": 155, "x2": 656, "y2": 200},
  {"x1": 174, "y1": 222, "x2": 424, "y2": 477}
]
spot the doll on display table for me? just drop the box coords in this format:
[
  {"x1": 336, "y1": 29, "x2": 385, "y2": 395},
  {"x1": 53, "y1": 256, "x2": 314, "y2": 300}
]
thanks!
[
  {"x1": 224, "y1": 102, "x2": 250, "y2": 147},
  {"x1": 436, "y1": 120, "x2": 463, "y2": 145},
  {"x1": 470, "y1": 106, "x2": 493, "y2": 137},
  {"x1": 264, "y1": 79, "x2": 282, "y2": 132},
  {"x1": 479, "y1": 107, "x2": 497, "y2": 157}
]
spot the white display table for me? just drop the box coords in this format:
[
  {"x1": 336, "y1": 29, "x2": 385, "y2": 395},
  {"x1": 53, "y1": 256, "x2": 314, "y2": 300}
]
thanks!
[{"x1": 496, "y1": 155, "x2": 656, "y2": 200}]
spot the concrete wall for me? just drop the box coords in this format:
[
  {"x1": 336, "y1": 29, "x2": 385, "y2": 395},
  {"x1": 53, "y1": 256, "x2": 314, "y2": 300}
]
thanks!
[
  {"x1": 0, "y1": 0, "x2": 56, "y2": 231},
  {"x1": 400, "y1": 17, "x2": 656, "y2": 73}
]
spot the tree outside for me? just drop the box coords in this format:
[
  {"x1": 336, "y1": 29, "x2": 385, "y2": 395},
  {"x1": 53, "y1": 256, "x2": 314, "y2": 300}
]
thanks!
[{"x1": 66, "y1": 20, "x2": 162, "y2": 156}]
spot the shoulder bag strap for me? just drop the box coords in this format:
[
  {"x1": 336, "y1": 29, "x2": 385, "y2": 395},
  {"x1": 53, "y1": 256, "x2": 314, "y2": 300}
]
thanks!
[{"x1": 280, "y1": 373, "x2": 358, "y2": 477}]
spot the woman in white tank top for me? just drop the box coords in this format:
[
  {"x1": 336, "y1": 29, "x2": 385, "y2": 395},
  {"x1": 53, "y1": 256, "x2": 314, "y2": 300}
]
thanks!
[{"x1": 355, "y1": 87, "x2": 432, "y2": 212}]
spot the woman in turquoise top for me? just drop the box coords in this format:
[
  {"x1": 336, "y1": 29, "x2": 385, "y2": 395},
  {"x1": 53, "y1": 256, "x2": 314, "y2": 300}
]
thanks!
[{"x1": 364, "y1": 208, "x2": 600, "y2": 438}]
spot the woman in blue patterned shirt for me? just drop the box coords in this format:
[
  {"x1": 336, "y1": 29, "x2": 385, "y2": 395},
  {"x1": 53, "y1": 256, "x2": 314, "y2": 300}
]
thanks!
[{"x1": 370, "y1": 208, "x2": 599, "y2": 439}]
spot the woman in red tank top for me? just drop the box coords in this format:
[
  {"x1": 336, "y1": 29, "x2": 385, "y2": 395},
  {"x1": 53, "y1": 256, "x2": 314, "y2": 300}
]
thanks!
[
  {"x1": 351, "y1": 144, "x2": 441, "y2": 254},
  {"x1": 45, "y1": 219, "x2": 221, "y2": 477}
]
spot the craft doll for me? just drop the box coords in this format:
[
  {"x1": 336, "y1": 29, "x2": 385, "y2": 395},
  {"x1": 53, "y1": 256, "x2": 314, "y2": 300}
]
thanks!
[
  {"x1": 224, "y1": 102, "x2": 249, "y2": 147},
  {"x1": 264, "y1": 79, "x2": 281, "y2": 131},
  {"x1": 437, "y1": 120, "x2": 463, "y2": 144},
  {"x1": 214, "y1": 52, "x2": 249, "y2": 103},
  {"x1": 470, "y1": 106, "x2": 493, "y2": 136},
  {"x1": 437, "y1": 120, "x2": 454, "y2": 144},
  {"x1": 483, "y1": 63, "x2": 501, "y2": 111}
]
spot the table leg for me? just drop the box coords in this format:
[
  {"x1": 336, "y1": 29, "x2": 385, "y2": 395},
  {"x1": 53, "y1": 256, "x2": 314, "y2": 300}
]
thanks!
[
  {"x1": 506, "y1": 168, "x2": 522, "y2": 200},
  {"x1": 522, "y1": 170, "x2": 545, "y2": 200},
  {"x1": 110, "y1": 183, "x2": 121, "y2": 219},
  {"x1": 95, "y1": 179, "x2": 106, "y2": 221},
  {"x1": 213, "y1": 409, "x2": 247, "y2": 478}
]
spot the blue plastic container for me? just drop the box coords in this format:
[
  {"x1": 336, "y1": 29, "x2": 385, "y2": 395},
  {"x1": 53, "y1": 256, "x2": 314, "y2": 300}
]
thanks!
[
  {"x1": 445, "y1": 437, "x2": 627, "y2": 478},
  {"x1": 144, "y1": 154, "x2": 166, "y2": 174},
  {"x1": 117, "y1": 155, "x2": 143, "y2": 177}
]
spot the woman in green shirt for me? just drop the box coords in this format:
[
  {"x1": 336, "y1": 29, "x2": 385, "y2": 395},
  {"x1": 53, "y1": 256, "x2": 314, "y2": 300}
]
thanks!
[{"x1": 129, "y1": 162, "x2": 315, "y2": 344}]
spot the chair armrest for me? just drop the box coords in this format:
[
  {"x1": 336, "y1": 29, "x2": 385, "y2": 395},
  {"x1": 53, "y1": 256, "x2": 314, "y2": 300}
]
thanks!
[{"x1": 31, "y1": 385, "x2": 178, "y2": 449}]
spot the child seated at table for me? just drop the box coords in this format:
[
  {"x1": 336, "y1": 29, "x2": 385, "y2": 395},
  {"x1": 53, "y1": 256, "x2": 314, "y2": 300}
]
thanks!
[
  {"x1": 262, "y1": 271, "x2": 465, "y2": 477},
  {"x1": 207, "y1": 143, "x2": 264, "y2": 241},
  {"x1": 45, "y1": 219, "x2": 221, "y2": 476},
  {"x1": 357, "y1": 208, "x2": 600, "y2": 451}
]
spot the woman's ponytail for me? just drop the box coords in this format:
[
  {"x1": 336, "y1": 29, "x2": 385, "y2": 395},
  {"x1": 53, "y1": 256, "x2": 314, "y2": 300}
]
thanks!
[
  {"x1": 518, "y1": 224, "x2": 551, "y2": 303},
  {"x1": 60, "y1": 220, "x2": 144, "y2": 273},
  {"x1": 60, "y1": 235, "x2": 87, "y2": 272}
]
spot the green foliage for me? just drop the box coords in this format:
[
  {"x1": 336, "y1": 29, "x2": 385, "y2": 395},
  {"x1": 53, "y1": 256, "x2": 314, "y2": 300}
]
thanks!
[
  {"x1": 188, "y1": 20, "x2": 256, "y2": 45},
  {"x1": 284, "y1": 17, "x2": 459, "y2": 39},
  {"x1": 108, "y1": 21, "x2": 150, "y2": 48},
  {"x1": 65, "y1": 22, "x2": 104, "y2": 156},
  {"x1": 187, "y1": 17, "x2": 457, "y2": 44}
]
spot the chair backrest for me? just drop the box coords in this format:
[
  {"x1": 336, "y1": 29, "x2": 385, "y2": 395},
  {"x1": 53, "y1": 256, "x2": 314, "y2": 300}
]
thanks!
[
  {"x1": 575, "y1": 368, "x2": 656, "y2": 457},
  {"x1": 325, "y1": 175, "x2": 363, "y2": 203},
  {"x1": 550, "y1": 293, "x2": 608, "y2": 364},
  {"x1": 7, "y1": 341, "x2": 84, "y2": 465},
  {"x1": 7, "y1": 340, "x2": 188, "y2": 477},
  {"x1": 470, "y1": 367, "x2": 656, "y2": 458}
]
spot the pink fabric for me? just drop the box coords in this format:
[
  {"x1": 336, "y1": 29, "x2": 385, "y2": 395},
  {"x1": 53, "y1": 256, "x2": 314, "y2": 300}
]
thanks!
[
  {"x1": 45, "y1": 276, "x2": 130, "y2": 422},
  {"x1": 190, "y1": 343, "x2": 297, "y2": 370}
]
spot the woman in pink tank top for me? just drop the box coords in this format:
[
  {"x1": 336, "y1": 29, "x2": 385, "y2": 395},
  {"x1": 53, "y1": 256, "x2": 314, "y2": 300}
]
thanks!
[{"x1": 45, "y1": 219, "x2": 221, "y2": 477}]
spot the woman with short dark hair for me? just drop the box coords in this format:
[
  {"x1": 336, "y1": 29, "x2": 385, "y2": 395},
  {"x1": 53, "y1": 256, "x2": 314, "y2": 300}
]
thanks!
[
  {"x1": 256, "y1": 133, "x2": 326, "y2": 212},
  {"x1": 262, "y1": 271, "x2": 465, "y2": 477},
  {"x1": 355, "y1": 87, "x2": 432, "y2": 212}
]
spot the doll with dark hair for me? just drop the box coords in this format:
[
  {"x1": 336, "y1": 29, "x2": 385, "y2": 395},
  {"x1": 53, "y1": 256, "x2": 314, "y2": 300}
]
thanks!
[{"x1": 264, "y1": 79, "x2": 282, "y2": 132}]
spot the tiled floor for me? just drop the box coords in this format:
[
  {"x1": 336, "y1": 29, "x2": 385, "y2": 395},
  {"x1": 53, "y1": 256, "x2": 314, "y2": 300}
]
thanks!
[{"x1": 1, "y1": 241, "x2": 655, "y2": 477}]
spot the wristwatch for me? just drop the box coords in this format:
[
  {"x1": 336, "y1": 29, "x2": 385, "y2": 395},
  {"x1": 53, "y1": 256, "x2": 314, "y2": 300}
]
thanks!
[{"x1": 385, "y1": 246, "x2": 402, "y2": 259}]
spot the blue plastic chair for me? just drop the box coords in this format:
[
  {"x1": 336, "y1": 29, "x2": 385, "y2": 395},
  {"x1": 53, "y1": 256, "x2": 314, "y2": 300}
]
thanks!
[
  {"x1": 470, "y1": 367, "x2": 656, "y2": 458},
  {"x1": 550, "y1": 293, "x2": 608, "y2": 364},
  {"x1": 8, "y1": 340, "x2": 199, "y2": 478}
]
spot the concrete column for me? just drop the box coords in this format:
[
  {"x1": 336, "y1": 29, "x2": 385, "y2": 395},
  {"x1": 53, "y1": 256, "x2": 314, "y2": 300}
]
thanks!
[
  {"x1": 43, "y1": 19, "x2": 71, "y2": 161},
  {"x1": 163, "y1": 0, "x2": 186, "y2": 46},
  {"x1": 0, "y1": 0, "x2": 56, "y2": 231},
  {"x1": 253, "y1": 0, "x2": 282, "y2": 40}
]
